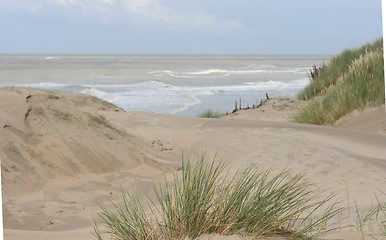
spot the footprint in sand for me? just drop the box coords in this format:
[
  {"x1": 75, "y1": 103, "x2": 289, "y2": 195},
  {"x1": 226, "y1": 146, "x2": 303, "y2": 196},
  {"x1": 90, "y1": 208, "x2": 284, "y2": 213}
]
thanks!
[{"x1": 151, "y1": 139, "x2": 174, "y2": 152}]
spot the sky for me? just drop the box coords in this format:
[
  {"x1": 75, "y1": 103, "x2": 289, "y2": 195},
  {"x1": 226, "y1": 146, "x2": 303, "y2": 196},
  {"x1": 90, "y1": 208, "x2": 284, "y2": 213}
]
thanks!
[{"x1": 0, "y1": 0, "x2": 383, "y2": 55}]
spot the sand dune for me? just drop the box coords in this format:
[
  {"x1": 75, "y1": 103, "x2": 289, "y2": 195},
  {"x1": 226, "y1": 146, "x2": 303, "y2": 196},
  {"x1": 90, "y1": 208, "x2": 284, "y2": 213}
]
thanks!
[
  {"x1": 1, "y1": 88, "x2": 385, "y2": 239},
  {"x1": 0, "y1": 89, "x2": 179, "y2": 237}
]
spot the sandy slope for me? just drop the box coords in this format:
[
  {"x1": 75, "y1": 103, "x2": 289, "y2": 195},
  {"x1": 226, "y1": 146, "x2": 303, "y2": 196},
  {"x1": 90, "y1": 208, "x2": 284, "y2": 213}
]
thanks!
[{"x1": 1, "y1": 88, "x2": 385, "y2": 240}]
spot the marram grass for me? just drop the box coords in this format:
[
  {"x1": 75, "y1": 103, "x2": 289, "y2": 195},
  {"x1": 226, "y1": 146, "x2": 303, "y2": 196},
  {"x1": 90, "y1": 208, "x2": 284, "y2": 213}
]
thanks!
[
  {"x1": 295, "y1": 38, "x2": 384, "y2": 125},
  {"x1": 355, "y1": 194, "x2": 386, "y2": 240},
  {"x1": 94, "y1": 193, "x2": 155, "y2": 240},
  {"x1": 94, "y1": 154, "x2": 341, "y2": 239},
  {"x1": 198, "y1": 109, "x2": 224, "y2": 118},
  {"x1": 298, "y1": 38, "x2": 383, "y2": 101}
]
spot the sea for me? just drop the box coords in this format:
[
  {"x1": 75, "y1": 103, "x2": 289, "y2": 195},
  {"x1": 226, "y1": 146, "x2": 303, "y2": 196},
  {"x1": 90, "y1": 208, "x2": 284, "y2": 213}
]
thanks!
[{"x1": 0, "y1": 55, "x2": 329, "y2": 116}]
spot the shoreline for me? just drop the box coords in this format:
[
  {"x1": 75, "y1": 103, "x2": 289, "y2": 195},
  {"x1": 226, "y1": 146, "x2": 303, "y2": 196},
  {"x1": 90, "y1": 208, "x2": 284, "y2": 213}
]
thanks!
[
  {"x1": 0, "y1": 54, "x2": 327, "y2": 117},
  {"x1": 1, "y1": 88, "x2": 385, "y2": 239}
]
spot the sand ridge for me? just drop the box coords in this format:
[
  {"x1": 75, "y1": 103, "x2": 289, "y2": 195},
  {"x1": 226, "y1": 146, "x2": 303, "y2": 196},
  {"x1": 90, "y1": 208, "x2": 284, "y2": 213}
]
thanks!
[
  {"x1": 1, "y1": 88, "x2": 385, "y2": 239},
  {"x1": 0, "y1": 89, "x2": 179, "y2": 235}
]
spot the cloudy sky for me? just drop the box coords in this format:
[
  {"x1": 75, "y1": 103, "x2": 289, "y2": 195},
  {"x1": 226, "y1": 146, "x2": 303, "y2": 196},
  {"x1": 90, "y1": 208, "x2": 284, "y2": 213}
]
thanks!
[{"x1": 0, "y1": 0, "x2": 382, "y2": 55}]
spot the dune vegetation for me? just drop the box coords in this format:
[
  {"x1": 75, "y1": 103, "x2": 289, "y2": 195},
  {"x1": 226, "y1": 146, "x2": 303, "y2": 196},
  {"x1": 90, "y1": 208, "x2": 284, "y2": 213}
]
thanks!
[
  {"x1": 295, "y1": 38, "x2": 384, "y2": 125},
  {"x1": 94, "y1": 154, "x2": 341, "y2": 240},
  {"x1": 355, "y1": 196, "x2": 386, "y2": 240},
  {"x1": 91, "y1": 40, "x2": 386, "y2": 239},
  {"x1": 198, "y1": 109, "x2": 224, "y2": 118}
]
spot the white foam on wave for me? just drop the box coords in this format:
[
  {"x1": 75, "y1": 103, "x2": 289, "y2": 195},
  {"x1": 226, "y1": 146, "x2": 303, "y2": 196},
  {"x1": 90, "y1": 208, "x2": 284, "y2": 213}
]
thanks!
[
  {"x1": 242, "y1": 80, "x2": 287, "y2": 90},
  {"x1": 80, "y1": 88, "x2": 120, "y2": 103},
  {"x1": 242, "y1": 78, "x2": 309, "y2": 91},
  {"x1": 15, "y1": 77, "x2": 309, "y2": 115},
  {"x1": 45, "y1": 56, "x2": 58, "y2": 60},
  {"x1": 189, "y1": 69, "x2": 229, "y2": 76},
  {"x1": 150, "y1": 66, "x2": 308, "y2": 80},
  {"x1": 78, "y1": 78, "x2": 309, "y2": 114},
  {"x1": 18, "y1": 82, "x2": 70, "y2": 89},
  {"x1": 228, "y1": 69, "x2": 267, "y2": 74},
  {"x1": 16, "y1": 82, "x2": 88, "y2": 93},
  {"x1": 246, "y1": 63, "x2": 277, "y2": 68},
  {"x1": 80, "y1": 81, "x2": 217, "y2": 114},
  {"x1": 150, "y1": 70, "x2": 192, "y2": 79},
  {"x1": 150, "y1": 69, "x2": 235, "y2": 79}
]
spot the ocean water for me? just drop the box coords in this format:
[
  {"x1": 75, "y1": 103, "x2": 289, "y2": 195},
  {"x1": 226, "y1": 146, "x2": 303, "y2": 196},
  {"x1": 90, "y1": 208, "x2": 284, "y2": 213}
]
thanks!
[{"x1": 0, "y1": 55, "x2": 329, "y2": 116}]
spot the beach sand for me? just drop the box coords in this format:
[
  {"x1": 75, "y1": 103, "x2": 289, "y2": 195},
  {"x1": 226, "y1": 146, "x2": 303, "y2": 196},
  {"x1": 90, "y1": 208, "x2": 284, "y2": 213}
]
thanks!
[{"x1": 1, "y1": 88, "x2": 385, "y2": 239}]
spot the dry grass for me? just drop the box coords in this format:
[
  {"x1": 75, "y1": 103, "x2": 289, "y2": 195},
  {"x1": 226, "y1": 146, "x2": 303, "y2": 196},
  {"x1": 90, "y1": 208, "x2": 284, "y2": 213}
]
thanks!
[
  {"x1": 88, "y1": 113, "x2": 114, "y2": 129},
  {"x1": 49, "y1": 107, "x2": 73, "y2": 121}
]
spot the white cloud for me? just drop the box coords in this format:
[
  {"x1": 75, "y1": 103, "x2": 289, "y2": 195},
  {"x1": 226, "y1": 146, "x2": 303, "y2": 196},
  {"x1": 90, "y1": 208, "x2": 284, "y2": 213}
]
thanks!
[
  {"x1": 120, "y1": 0, "x2": 242, "y2": 30},
  {"x1": 121, "y1": 0, "x2": 185, "y2": 25},
  {"x1": 101, "y1": 0, "x2": 115, "y2": 4},
  {"x1": 50, "y1": 0, "x2": 173, "y2": 24},
  {"x1": 49, "y1": 0, "x2": 118, "y2": 21},
  {"x1": 0, "y1": 0, "x2": 242, "y2": 31},
  {"x1": 121, "y1": 0, "x2": 151, "y2": 12},
  {"x1": 0, "y1": 0, "x2": 47, "y2": 13},
  {"x1": 54, "y1": 0, "x2": 116, "y2": 8}
]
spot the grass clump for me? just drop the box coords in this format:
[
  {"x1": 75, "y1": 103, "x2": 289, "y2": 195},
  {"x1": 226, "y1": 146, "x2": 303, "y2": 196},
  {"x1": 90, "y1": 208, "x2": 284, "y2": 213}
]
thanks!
[
  {"x1": 50, "y1": 107, "x2": 72, "y2": 121},
  {"x1": 298, "y1": 39, "x2": 383, "y2": 100},
  {"x1": 355, "y1": 195, "x2": 386, "y2": 240},
  {"x1": 94, "y1": 154, "x2": 341, "y2": 239},
  {"x1": 198, "y1": 109, "x2": 224, "y2": 118},
  {"x1": 295, "y1": 38, "x2": 384, "y2": 125},
  {"x1": 94, "y1": 194, "x2": 156, "y2": 240},
  {"x1": 88, "y1": 113, "x2": 114, "y2": 129},
  {"x1": 47, "y1": 94, "x2": 60, "y2": 100}
]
